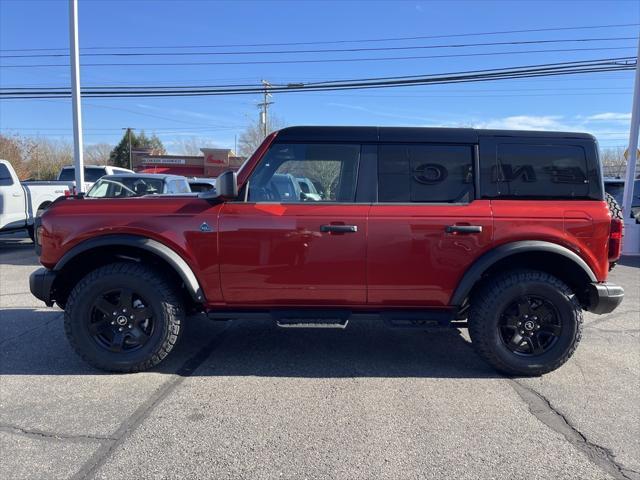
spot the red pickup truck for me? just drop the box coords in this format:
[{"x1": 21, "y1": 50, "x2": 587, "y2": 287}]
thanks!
[{"x1": 30, "y1": 127, "x2": 624, "y2": 376}]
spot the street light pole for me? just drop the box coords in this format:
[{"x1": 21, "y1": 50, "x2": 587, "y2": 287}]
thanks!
[
  {"x1": 621, "y1": 37, "x2": 640, "y2": 255},
  {"x1": 69, "y1": 0, "x2": 84, "y2": 193}
]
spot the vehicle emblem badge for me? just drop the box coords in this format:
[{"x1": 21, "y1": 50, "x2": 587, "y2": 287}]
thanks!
[{"x1": 200, "y1": 222, "x2": 212, "y2": 232}]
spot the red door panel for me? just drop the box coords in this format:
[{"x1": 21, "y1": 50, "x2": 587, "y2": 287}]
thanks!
[
  {"x1": 219, "y1": 203, "x2": 369, "y2": 306},
  {"x1": 367, "y1": 200, "x2": 493, "y2": 307}
]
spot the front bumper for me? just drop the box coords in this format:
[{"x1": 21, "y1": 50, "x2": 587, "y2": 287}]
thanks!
[
  {"x1": 586, "y1": 282, "x2": 624, "y2": 315},
  {"x1": 29, "y1": 267, "x2": 57, "y2": 307}
]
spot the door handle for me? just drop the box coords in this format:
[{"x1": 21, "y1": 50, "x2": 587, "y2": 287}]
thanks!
[
  {"x1": 12, "y1": 192, "x2": 22, "y2": 197},
  {"x1": 445, "y1": 225, "x2": 483, "y2": 234},
  {"x1": 320, "y1": 224, "x2": 358, "y2": 234}
]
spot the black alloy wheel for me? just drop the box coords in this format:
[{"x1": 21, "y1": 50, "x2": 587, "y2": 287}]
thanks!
[
  {"x1": 89, "y1": 287, "x2": 155, "y2": 353},
  {"x1": 498, "y1": 295, "x2": 562, "y2": 356}
]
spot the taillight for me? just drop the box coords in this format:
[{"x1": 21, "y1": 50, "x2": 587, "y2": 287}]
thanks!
[{"x1": 608, "y1": 218, "x2": 623, "y2": 261}]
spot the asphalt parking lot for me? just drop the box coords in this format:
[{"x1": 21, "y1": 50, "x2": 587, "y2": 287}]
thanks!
[{"x1": 0, "y1": 232, "x2": 638, "y2": 480}]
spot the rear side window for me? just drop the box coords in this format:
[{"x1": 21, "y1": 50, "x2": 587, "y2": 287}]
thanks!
[
  {"x1": 377, "y1": 144, "x2": 474, "y2": 203},
  {"x1": 58, "y1": 167, "x2": 106, "y2": 182},
  {"x1": 0, "y1": 164, "x2": 14, "y2": 186},
  {"x1": 489, "y1": 144, "x2": 590, "y2": 198}
]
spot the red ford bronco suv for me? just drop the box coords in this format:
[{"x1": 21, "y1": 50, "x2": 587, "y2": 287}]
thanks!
[{"x1": 30, "y1": 127, "x2": 624, "y2": 376}]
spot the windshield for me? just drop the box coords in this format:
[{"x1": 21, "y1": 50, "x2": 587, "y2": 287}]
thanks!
[
  {"x1": 59, "y1": 167, "x2": 107, "y2": 183},
  {"x1": 87, "y1": 177, "x2": 164, "y2": 198}
]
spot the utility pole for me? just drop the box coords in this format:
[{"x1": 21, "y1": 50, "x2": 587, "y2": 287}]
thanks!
[
  {"x1": 621, "y1": 36, "x2": 640, "y2": 255},
  {"x1": 122, "y1": 127, "x2": 134, "y2": 170},
  {"x1": 258, "y1": 80, "x2": 273, "y2": 139},
  {"x1": 69, "y1": 0, "x2": 85, "y2": 193}
]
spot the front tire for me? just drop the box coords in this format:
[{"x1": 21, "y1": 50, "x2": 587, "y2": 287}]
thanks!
[
  {"x1": 64, "y1": 262, "x2": 184, "y2": 372},
  {"x1": 469, "y1": 270, "x2": 582, "y2": 376}
]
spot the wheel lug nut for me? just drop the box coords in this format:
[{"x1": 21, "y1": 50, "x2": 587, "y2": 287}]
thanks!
[
  {"x1": 520, "y1": 330, "x2": 524, "y2": 334},
  {"x1": 518, "y1": 322, "x2": 522, "y2": 326},
  {"x1": 112, "y1": 311, "x2": 117, "y2": 316},
  {"x1": 130, "y1": 315, "x2": 134, "y2": 319},
  {"x1": 128, "y1": 324, "x2": 133, "y2": 329},
  {"x1": 118, "y1": 327, "x2": 123, "y2": 332},
  {"x1": 111, "y1": 321, "x2": 115, "y2": 325}
]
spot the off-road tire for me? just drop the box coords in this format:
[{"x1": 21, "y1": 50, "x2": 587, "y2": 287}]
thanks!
[
  {"x1": 64, "y1": 262, "x2": 184, "y2": 372},
  {"x1": 468, "y1": 269, "x2": 583, "y2": 376},
  {"x1": 605, "y1": 192, "x2": 623, "y2": 268},
  {"x1": 606, "y1": 192, "x2": 623, "y2": 221}
]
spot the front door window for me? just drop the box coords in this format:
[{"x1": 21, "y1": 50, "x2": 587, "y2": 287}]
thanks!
[{"x1": 247, "y1": 143, "x2": 360, "y2": 203}]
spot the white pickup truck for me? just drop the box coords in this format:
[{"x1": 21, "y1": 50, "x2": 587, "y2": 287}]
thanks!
[
  {"x1": 1, "y1": 161, "x2": 135, "y2": 240},
  {"x1": 1, "y1": 159, "x2": 74, "y2": 239}
]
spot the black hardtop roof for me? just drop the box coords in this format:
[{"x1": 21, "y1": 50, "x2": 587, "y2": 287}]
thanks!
[{"x1": 274, "y1": 126, "x2": 595, "y2": 143}]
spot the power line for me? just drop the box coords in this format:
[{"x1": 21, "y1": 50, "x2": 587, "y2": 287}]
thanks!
[
  {"x1": 1, "y1": 22, "x2": 638, "y2": 52},
  {"x1": 0, "y1": 46, "x2": 635, "y2": 69},
  {"x1": 1, "y1": 36, "x2": 635, "y2": 59},
  {"x1": 1, "y1": 57, "x2": 634, "y2": 100}
]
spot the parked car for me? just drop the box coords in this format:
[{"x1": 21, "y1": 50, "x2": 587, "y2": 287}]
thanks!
[
  {"x1": 30, "y1": 126, "x2": 624, "y2": 376},
  {"x1": 86, "y1": 174, "x2": 192, "y2": 198},
  {"x1": 0, "y1": 159, "x2": 75, "y2": 240},
  {"x1": 604, "y1": 176, "x2": 640, "y2": 222},
  {"x1": 296, "y1": 176, "x2": 323, "y2": 201},
  {"x1": 187, "y1": 177, "x2": 217, "y2": 193},
  {"x1": 57, "y1": 165, "x2": 134, "y2": 192}
]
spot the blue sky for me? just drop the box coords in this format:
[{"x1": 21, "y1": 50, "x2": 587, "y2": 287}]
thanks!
[{"x1": 0, "y1": 0, "x2": 638, "y2": 153}]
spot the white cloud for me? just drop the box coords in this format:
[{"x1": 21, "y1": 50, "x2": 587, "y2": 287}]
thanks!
[
  {"x1": 476, "y1": 115, "x2": 568, "y2": 131},
  {"x1": 584, "y1": 112, "x2": 631, "y2": 122}
]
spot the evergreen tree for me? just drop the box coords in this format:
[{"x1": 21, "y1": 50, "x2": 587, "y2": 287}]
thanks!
[{"x1": 109, "y1": 129, "x2": 166, "y2": 169}]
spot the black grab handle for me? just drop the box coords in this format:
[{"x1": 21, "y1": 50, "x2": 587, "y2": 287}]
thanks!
[
  {"x1": 445, "y1": 225, "x2": 483, "y2": 234},
  {"x1": 320, "y1": 225, "x2": 358, "y2": 234}
]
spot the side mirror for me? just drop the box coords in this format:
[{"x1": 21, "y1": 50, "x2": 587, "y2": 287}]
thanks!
[
  {"x1": 215, "y1": 170, "x2": 238, "y2": 199},
  {"x1": 197, "y1": 170, "x2": 237, "y2": 200}
]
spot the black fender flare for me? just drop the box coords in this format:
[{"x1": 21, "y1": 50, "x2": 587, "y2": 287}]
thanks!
[
  {"x1": 450, "y1": 240, "x2": 597, "y2": 306},
  {"x1": 54, "y1": 234, "x2": 205, "y2": 303}
]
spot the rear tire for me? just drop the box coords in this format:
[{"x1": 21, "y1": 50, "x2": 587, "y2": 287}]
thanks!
[
  {"x1": 468, "y1": 269, "x2": 582, "y2": 376},
  {"x1": 64, "y1": 262, "x2": 184, "y2": 372}
]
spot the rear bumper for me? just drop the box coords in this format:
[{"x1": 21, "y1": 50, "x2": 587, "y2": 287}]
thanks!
[
  {"x1": 29, "y1": 267, "x2": 57, "y2": 307},
  {"x1": 586, "y1": 282, "x2": 624, "y2": 315}
]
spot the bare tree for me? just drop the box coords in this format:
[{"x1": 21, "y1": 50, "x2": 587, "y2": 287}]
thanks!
[
  {"x1": 0, "y1": 134, "x2": 73, "y2": 180},
  {"x1": 238, "y1": 115, "x2": 285, "y2": 157},
  {"x1": 84, "y1": 143, "x2": 112, "y2": 165},
  {"x1": 600, "y1": 147, "x2": 627, "y2": 177},
  {"x1": 174, "y1": 136, "x2": 218, "y2": 156}
]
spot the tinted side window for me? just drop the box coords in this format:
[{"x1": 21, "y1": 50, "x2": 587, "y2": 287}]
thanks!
[
  {"x1": 378, "y1": 144, "x2": 474, "y2": 203},
  {"x1": 58, "y1": 168, "x2": 73, "y2": 181},
  {"x1": 494, "y1": 144, "x2": 589, "y2": 198},
  {"x1": 85, "y1": 167, "x2": 107, "y2": 182},
  {"x1": 58, "y1": 167, "x2": 105, "y2": 182},
  {"x1": 0, "y1": 164, "x2": 14, "y2": 186},
  {"x1": 247, "y1": 143, "x2": 360, "y2": 203}
]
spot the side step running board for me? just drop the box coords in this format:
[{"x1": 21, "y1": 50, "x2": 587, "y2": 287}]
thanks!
[
  {"x1": 276, "y1": 318, "x2": 349, "y2": 329},
  {"x1": 207, "y1": 309, "x2": 459, "y2": 329}
]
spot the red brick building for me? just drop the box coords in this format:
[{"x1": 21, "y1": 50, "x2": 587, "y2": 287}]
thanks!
[{"x1": 133, "y1": 148, "x2": 245, "y2": 178}]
